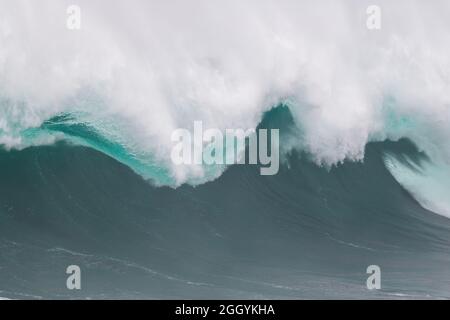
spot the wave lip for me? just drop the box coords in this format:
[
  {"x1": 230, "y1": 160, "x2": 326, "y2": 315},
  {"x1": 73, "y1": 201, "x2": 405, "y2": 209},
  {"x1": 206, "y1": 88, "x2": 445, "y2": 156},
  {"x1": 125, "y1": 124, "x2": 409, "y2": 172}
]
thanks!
[{"x1": 384, "y1": 151, "x2": 450, "y2": 218}]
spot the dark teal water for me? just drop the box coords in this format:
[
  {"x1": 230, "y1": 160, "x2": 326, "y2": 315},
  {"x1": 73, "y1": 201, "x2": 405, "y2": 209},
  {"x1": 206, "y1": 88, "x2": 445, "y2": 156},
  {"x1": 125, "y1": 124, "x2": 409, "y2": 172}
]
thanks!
[{"x1": 1, "y1": 137, "x2": 450, "y2": 299}]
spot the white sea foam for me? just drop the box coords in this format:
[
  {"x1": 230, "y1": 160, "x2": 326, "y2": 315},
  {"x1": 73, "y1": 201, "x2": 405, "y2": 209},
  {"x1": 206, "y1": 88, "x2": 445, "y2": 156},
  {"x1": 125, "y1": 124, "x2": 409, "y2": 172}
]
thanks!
[{"x1": 0, "y1": 0, "x2": 449, "y2": 214}]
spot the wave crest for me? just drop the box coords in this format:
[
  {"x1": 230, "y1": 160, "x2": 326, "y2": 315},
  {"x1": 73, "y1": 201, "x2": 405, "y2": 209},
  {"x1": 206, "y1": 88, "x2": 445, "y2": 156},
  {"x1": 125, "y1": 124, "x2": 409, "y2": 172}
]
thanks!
[{"x1": 0, "y1": 1, "x2": 450, "y2": 214}]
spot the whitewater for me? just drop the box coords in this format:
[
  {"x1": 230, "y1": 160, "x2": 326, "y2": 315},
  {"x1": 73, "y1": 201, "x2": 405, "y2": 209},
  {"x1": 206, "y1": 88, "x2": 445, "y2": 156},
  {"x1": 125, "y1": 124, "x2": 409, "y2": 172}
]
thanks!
[{"x1": 1, "y1": 0, "x2": 450, "y2": 218}]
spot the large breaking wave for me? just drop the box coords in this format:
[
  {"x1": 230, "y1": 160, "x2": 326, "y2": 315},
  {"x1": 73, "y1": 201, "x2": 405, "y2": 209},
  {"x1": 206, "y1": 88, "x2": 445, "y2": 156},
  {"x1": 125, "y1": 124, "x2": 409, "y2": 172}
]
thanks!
[
  {"x1": 1, "y1": 1, "x2": 450, "y2": 212},
  {"x1": 1, "y1": 1, "x2": 450, "y2": 298}
]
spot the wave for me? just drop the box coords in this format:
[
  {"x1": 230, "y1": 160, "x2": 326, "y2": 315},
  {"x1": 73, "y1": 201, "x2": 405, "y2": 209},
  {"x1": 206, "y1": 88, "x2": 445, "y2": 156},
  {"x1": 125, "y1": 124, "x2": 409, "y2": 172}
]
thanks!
[
  {"x1": 1, "y1": 0, "x2": 450, "y2": 217},
  {"x1": 3, "y1": 102, "x2": 450, "y2": 218}
]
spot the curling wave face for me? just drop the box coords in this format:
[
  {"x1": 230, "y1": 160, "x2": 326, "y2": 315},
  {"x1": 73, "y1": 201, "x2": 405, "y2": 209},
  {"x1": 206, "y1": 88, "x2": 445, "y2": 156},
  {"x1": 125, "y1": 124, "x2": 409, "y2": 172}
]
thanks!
[{"x1": 1, "y1": 0, "x2": 450, "y2": 217}]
